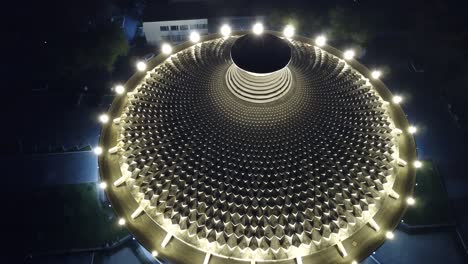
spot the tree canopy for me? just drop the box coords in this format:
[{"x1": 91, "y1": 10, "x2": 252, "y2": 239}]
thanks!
[
  {"x1": 266, "y1": 5, "x2": 374, "y2": 46},
  {"x1": 17, "y1": 0, "x2": 129, "y2": 91},
  {"x1": 63, "y1": 24, "x2": 129, "y2": 77}
]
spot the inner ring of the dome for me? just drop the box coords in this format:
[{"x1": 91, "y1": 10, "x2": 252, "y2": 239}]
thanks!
[{"x1": 231, "y1": 33, "x2": 291, "y2": 74}]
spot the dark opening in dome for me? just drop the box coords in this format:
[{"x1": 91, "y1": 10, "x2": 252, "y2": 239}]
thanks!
[{"x1": 231, "y1": 33, "x2": 291, "y2": 74}]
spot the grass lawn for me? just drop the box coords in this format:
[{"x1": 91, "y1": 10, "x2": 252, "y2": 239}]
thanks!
[
  {"x1": 26, "y1": 183, "x2": 128, "y2": 252},
  {"x1": 403, "y1": 160, "x2": 451, "y2": 226}
]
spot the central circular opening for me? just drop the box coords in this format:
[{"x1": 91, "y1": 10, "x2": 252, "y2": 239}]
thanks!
[{"x1": 231, "y1": 33, "x2": 291, "y2": 74}]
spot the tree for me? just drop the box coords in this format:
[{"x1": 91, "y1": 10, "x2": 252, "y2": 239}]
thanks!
[
  {"x1": 71, "y1": 24, "x2": 129, "y2": 74},
  {"x1": 266, "y1": 5, "x2": 373, "y2": 45},
  {"x1": 327, "y1": 7, "x2": 373, "y2": 46},
  {"x1": 24, "y1": 0, "x2": 130, "y2": 90}
]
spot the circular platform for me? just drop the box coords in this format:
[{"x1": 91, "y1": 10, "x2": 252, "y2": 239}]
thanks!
[{"x1": 98, "y1": 31, "x2": 416, "y2": 264}]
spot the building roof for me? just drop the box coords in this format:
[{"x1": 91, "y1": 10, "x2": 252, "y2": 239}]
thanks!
[{"x1": 98, "y1": 31, "x2": 417, "y2": 264}]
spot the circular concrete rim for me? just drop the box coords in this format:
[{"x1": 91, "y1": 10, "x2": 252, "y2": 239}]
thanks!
[{"x1": 98, "y1": 30, "x2": 417, "y2": 264}]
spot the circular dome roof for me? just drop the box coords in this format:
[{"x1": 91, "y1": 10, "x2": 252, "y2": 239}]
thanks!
[{"x1": 98, "y1": 31, "x2": 416, "y2": 264}]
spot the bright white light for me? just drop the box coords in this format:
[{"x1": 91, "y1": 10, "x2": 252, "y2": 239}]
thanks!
[
  {"x1": 385, "y1": 231, "x2": 395, "y2": 240},
  {"x1": 136, "y1": 61, "x2": 147, "y2": 72},
  {"x1": 203, "y1": 253, "x2": 211, "y2": 264},
  {"x1": 161, "y1": 233, "x2": 173, "y2": 248},
  {"x1": 392, "y1": 95, "x2": 403, "y2": 104},
  {"x1": 190, "y1": 31, "x2": 200, "y2": 43},
  {"x1": 414, "y1": 160, "x2": 423, "y2": 168},
  {"x1": 161, "y1": 43, "x2": 172, "y2": 55},
  {"x1": 115, "y1": 85, "x2": 125, "y2": 95},
  {"x1": 151, "y1": 251, "x2": 158, "y2": 257},
  {"x1": 99, "y1": 114, "x2": 109, "y2": 123},
  {"x1": 351, "y1": 261, "x2": 358, "y2": 264},
  {"x1": 252, "y1": 23, "x2": 264, "y2": 35},
  {"x1": 408, "y1": 126, "x2": 418, "y2": 134},
  {"x1": 283, "y1": 25, "x2": 295, "y2": 38},
  {"x1": 407, "y1": 197, "x2": 416, "y2": 205},
  {"x1": 118, "y1": 218, "x2": 126, "y2": 226},
  {"x1": 99, "y1": 182, "x2": 107, "y2": 189},
  {"x1": 344, "y1": 49, "x2": 355, "y2": 60},
  {"x1": 93, "y1": 146, "x2": 103, "y2": 155},
  {"x1": 315, "y1": 35, "x2": 327, "y2": 47},
  {"x1": 371, "y1": 70, "x2": 382, "y2": 79},
  {"x1": 296, "y1": 256, "x2": 303, "y2": 264},
  {"x1": 220, "y1": 24, "x2": 231, "y2": 37}
]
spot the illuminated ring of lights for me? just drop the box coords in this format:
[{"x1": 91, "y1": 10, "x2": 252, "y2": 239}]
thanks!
[{"x1": 98, "y1": 30, "x2": 417, "y2": 264}]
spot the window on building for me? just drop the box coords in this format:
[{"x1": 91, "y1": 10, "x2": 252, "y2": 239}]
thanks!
[
  {"x1": 170, "y1": 25, "x2": 179, "y2": 31},
  {"x1": 162, "y1": 34, "x2": 188, "y2": 43},
  {"x1": 189, "y1": 24, "x2": 208, "y2": 30},
  {"x1": 180, "y1": 25, "x2": 188, "y2": 30},
  {"x1": 160, "y1": 26, "x2": 169, "y2": 31}
]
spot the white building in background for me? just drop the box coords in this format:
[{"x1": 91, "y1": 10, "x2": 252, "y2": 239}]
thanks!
[{"x1": 143, "y1": 19, "x2": 208, "y2": 45}]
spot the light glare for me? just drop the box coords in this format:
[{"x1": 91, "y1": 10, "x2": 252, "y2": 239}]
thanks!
[
  {"x1": 414, "y1": 160, "x2": 423, "y2": 168},
  {"x1": 283, "y1": 25, "x2": 295, "y2": 38},
  {"x1": 220, "y1": 24, "x2": 231, "y2": 37},
  {"x1": 344, "y1": 49, "x2": 355, "y2": 60},
  {"x1": 315, "y1": 35, "x2": 327, "y2": 47},
  {"x1": 407, "y1": 197, "x2": 416, "y2": 205},
  {"x1": 408, "y1": 126, "x2": 417, "y2": 134},
  {"x1": 99, "y1": 114, "x2": 109, "y2": 123},
  {"x1": 190, "y1": 31, "x2": 200, "y2": 43},
  {"x1": 99, "y1": 182, "x2": 107, "y2": 189},
  {"x1": 93, "y1": 146, "x2": 103, "y2": 155},
  {"x1": 392, "y1": 95, "x2": 403, "y2": 104},
  {"x1": 152, "y1": 250, "x2": 158, "y2": 257},
  {"x1": 252, "y1": 23, "x2": 264, "y2": 35},
  {"x1": 118, "y1": 218, "x2": 126, "y2": 226},
  {"x1": 371, "y1": 70, "x2": 382, "y2": 79},
  {"x1": 136, "y1": 61, "x2": 147, "y2": 72},
  {"x1": 385, "y1": 231, "x2": 395, "y2": 239},
  {"x1": 161, "y1": 43, "x2": 172, "y2": 55},
  {"x1": 115, "y1": 85, "x2": 125, "y2": 95}
]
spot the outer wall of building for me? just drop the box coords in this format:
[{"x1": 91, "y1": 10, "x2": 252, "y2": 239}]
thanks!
[{"x1": 143, "y1": 19, "x2": 208, "y2": 45}]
